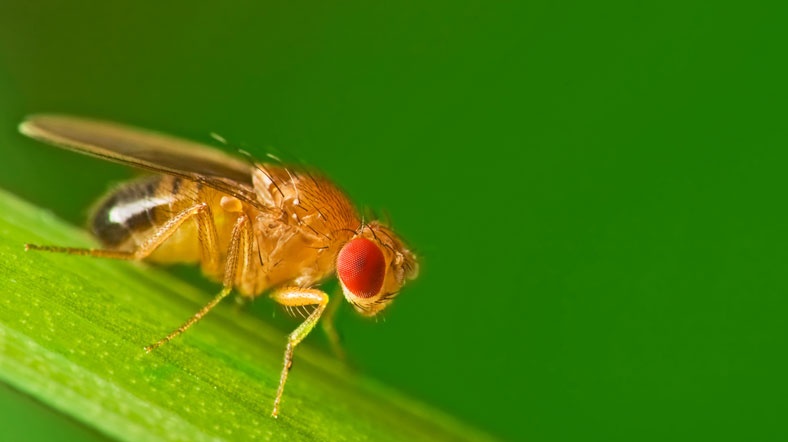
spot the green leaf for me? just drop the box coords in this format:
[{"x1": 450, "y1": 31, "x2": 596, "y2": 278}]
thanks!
[{"x1": 0, "y1": 188, "x2": 495, "y2": 442}]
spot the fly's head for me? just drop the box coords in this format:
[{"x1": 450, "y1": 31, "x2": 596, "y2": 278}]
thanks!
[{"x1": 336, "y1": 221, "x2": 419, "y2": 317}]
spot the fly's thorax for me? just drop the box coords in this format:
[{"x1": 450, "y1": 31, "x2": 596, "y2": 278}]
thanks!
[
  {"x1": 251, "y1": 163, "x2": 359, "y2": 232},
  {"x1": 337, "y1": 221, "x2": 419, "y2": 317},
  {"x1": 248, "y1": 163, "x2": 363, "y2": 287},
  {"x1": 251, "y1": 211, "x2": 356, "y2": 291}
]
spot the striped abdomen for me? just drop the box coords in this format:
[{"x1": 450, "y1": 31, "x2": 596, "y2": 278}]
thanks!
[{"x1": 89, "y1": 175, "x2": 215, "y2": 264}]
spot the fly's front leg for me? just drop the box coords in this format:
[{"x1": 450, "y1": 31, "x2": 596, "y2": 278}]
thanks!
[
  {"x1": 145, "y1": 213, "x2": 252, "y2": 352},
  {"x1": 270, "y1": 287, "x2": 329, "y2": 418}
]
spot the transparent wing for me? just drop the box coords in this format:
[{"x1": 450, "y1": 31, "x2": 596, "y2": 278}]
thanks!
[{"x1": 19, "y1": 114, "x2": 260, "y2": 206}]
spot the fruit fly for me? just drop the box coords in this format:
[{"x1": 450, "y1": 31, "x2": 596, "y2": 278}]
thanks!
[{"x1": 19, "y1": 115, "x2": 419, "y2": 417}]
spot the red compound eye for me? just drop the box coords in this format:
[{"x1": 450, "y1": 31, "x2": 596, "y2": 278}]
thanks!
[{"x1": 337, "y1": 237, "x2": 386, "y2": 298}]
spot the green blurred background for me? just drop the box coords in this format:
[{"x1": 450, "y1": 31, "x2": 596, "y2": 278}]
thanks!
[{"x1": 1, "y1": 1, "x2": 787, "y2": 441}]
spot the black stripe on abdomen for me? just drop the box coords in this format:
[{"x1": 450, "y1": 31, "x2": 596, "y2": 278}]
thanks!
[{"x1": 90, "y1": 176, "x2": 172, "y2": 248}]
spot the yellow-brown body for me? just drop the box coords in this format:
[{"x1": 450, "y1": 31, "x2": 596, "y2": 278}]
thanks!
[{"x1": 91, "y1": 167, "x2": 361, "y2": 297}]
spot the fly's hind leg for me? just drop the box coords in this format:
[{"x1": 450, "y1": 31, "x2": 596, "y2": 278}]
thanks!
[
  {"x1": 24, "y1": 202, "x2": 243, "y2": 351},
  {"x1": 270, "y1": 286, "x2": 329, "y2": 418},
  {"x1": 25, "y1": 203, "x2": 221, "y2": 274},
  {"x1": 145, "y1": 212, "x2": 253, "y2": 352}
]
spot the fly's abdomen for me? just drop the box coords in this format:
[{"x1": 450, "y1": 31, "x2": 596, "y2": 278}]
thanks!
[
  {"x1": 91, "y1": 175, "x2": 165, "y2": 248},
  {"x1": 89, "y1": 175, "x2": 201, "y2": 263}
]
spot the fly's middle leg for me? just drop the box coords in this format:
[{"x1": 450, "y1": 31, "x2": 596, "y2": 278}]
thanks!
[{"x1": 144, "y1": 213, "x2": 253, "y2": 352}]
